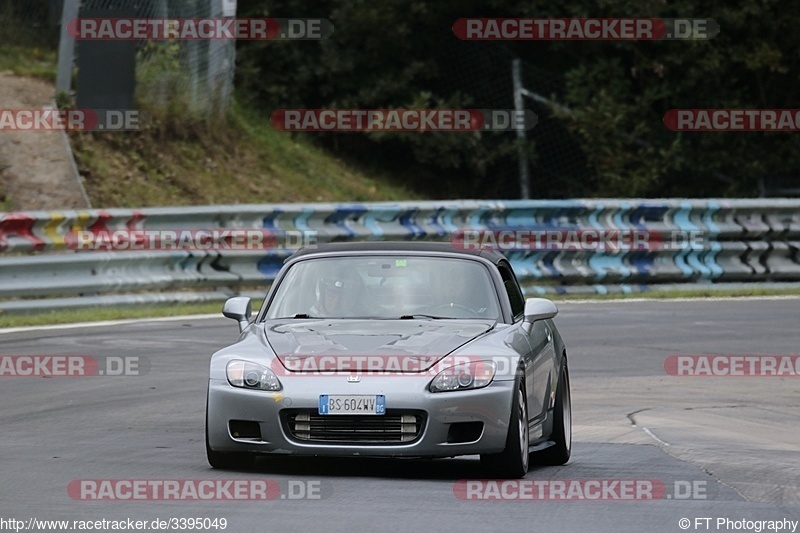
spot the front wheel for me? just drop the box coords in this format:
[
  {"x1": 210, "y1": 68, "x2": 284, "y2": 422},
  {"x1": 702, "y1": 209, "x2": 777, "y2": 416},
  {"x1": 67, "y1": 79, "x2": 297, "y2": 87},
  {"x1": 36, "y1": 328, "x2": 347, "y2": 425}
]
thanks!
[
  {"x1": 206, "y1": 442, "x2": 254, "y2": 470},
  {"x1": 481, "y1": 379, "x2": 529, "y2": 478},
  {"x1": 533, "y1": 362, "x2": 571, "y2": 465}
]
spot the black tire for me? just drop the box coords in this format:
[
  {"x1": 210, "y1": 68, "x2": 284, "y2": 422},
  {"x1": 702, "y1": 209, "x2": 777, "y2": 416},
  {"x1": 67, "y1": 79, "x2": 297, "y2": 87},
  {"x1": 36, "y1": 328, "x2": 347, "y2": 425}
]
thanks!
[
  {"x1": 206, "y1": 441, "x2": 254, "y2": 470},
  {"x1": 481, "y1": 378, "x2": 529, "y2": 478},
  {"x1": 205, "y1": 398, "x2": 254, "y2": 470},
  {"x1": 533, "y1": 362, "x2": 571, "y2": 466}
]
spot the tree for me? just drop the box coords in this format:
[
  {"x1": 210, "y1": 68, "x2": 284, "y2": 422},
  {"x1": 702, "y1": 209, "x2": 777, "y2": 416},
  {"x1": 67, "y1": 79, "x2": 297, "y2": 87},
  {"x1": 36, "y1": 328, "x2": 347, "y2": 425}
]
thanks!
[{"x1": 237, "y1": 0, "x2": 800, "y2": 198}]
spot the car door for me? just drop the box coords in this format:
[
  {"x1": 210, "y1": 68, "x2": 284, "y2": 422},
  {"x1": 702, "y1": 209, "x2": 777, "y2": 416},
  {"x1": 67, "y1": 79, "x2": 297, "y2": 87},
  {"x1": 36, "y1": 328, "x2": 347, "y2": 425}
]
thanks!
[
  {"x1": 498, "y1": 261, "x2": 555, "y2": 428},
  {"x1": 526, "y1": 320, "x2": 557, "y2": 425}
]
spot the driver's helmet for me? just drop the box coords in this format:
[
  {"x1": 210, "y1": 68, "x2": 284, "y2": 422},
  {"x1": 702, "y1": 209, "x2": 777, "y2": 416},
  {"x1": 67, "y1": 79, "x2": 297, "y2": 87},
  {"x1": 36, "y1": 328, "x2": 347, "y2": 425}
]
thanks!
[
  {"x1": 316, "y1": 276, "x2": 352, "y2": 313},
  {"x1": 321, "y1": 277, "x2": 347, "y2": 290}
]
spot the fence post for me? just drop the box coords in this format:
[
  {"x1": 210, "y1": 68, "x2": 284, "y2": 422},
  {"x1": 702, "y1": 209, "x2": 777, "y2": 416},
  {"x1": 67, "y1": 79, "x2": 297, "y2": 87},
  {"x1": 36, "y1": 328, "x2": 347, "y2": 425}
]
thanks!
[
  {"x1": 56, "y1": 0, "x2": 80, "y2": 94},
  {"x1": 512, "y1": 59, "x2": 531, "y2": 199},
  {"x1": 207, "y1": 0, "x2": 236, "y2": 113}
]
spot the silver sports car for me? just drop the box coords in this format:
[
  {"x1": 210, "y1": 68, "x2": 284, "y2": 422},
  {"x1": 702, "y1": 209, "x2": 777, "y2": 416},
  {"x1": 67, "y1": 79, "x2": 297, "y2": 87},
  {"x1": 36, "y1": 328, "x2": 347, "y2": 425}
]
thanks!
[{"x1": 206, "y1": 242, "x2": 571, "y2": 477}]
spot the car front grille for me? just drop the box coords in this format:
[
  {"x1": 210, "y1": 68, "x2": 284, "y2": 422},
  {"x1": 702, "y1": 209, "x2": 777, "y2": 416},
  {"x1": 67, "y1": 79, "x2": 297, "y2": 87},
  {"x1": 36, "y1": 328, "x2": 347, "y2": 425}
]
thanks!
[{"x1": 285, "y1": 410, "x2": 425, "y2": 444}]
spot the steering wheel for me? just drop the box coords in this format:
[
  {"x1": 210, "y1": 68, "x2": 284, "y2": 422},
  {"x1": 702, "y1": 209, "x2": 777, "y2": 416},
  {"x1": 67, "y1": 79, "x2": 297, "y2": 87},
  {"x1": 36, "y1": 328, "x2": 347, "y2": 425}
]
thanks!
[{"x1": 429, "y1": 303, "x2": 479, "y2": 318}]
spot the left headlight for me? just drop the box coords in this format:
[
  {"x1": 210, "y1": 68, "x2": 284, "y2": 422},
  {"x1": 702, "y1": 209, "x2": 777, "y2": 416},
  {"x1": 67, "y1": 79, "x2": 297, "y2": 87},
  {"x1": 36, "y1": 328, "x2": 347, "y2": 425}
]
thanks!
[
  {"x1": 429, "y1": 360, "x2": 496, "y2": 393},
  {"x1": 226, "y1": 360, "x2": 282, "y2": 391}
]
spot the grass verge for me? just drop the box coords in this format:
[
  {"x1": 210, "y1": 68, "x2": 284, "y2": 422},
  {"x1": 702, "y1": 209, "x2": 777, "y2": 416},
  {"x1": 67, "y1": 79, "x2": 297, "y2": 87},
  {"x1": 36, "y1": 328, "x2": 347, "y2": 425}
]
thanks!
[
  {"x1": 69, "y1": 99, "x2": 419, "y2": 207},
  {"x1": 0, "y1": 302, "x2": 224, "y2": 329},
  {"x1": 0, "y1": 44, "x2": 57, "y2": 81}
]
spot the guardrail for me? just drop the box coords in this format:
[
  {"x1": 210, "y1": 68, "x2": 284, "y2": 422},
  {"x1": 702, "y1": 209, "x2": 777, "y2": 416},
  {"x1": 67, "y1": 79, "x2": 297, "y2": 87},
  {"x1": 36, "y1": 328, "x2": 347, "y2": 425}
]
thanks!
[{"x1": 2, "y1": 199, "x2": 799, "y2": 313}]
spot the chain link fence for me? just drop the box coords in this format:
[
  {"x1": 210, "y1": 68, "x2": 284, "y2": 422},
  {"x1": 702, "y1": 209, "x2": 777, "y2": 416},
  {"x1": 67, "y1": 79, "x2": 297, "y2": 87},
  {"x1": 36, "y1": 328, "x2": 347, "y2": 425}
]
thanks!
[
  {"x1": 1, "y1": 0, "x2": 234, "y2": 116},
  {"x1": 85, "y1": 0, "x2": 235, "y2": 116}
]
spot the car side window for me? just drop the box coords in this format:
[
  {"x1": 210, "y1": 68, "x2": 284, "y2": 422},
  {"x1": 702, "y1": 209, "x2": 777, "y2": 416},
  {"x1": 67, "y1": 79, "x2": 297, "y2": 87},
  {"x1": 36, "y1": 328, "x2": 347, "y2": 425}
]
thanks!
[{"x1": 497, "y1": 262, "x2": 525, "y2": 320}]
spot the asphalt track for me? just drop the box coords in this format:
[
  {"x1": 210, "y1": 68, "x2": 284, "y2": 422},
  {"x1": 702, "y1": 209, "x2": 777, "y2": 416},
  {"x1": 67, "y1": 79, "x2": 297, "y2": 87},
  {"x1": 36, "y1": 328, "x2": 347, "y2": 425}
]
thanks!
[{"x1": 1, "y1": 299, "x2": 799, "y2": 533}]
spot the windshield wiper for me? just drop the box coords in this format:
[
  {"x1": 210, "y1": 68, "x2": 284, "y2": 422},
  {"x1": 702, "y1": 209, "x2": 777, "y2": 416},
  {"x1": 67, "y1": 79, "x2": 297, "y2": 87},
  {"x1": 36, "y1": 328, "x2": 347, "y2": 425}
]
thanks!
[
  {"x1": 291, "y1": 313, "x2": 316, "y2": 318},
  {"x1": 399, "y1": 314, "x2": 451, "y2": 320}
]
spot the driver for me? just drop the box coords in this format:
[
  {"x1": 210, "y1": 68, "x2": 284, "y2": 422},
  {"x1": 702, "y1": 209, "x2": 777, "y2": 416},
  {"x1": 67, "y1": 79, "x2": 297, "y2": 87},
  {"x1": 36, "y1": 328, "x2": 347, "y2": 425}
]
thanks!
[{"x1": 310, "y1": 276, "x2": 355, "y2": 317}]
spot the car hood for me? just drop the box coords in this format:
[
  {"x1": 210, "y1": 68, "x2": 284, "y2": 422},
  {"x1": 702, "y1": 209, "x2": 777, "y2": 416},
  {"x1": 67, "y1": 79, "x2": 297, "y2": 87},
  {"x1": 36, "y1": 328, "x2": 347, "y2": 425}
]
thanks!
[{"x1": 264, "y1": 319, "x2": 494, "y2": 372}]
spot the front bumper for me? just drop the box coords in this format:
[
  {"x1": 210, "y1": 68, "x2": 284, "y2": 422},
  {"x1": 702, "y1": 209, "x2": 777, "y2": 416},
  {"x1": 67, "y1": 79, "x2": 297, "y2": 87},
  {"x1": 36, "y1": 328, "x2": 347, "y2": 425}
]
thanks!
[{"x1": 206, "y1": 374, "x2": 515, "y2": 457}]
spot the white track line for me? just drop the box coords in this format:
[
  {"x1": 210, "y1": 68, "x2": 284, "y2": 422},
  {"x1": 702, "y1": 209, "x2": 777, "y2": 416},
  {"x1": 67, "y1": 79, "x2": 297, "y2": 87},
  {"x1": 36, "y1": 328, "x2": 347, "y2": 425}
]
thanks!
[
  {"x1": 641, "y1": 427, "x2": 671, "y2": 447},
  {"x1": 0, "y1": 314, "x2": 220, "y2": 335}
]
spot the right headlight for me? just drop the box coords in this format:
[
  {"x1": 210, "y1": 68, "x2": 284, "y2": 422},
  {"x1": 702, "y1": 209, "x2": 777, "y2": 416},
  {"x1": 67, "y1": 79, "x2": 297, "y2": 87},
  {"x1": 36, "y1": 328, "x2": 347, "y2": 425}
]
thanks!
[
  {"x1": 226, "y1": 360, "x2": 282, "y2": 391},
  {"x1": 429, "y1": 360, "x2": 496, "y2": 393}
]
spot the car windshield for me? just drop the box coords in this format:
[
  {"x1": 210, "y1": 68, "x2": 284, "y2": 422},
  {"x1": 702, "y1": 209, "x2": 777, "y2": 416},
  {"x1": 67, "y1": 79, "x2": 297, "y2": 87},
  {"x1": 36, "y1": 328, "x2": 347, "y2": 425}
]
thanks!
[{"x1": 264, "y1": 255, "x2": 502, "y2": 320}]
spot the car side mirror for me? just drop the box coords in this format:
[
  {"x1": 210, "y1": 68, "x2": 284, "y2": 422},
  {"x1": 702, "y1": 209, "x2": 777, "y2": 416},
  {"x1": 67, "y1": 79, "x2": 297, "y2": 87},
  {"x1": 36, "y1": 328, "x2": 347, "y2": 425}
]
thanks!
[
  {"x1": 524, "y1": 298, "x2": 558, "y2": 323},
  {"x1": 222, "y1": 297, "x2": 252, "y2": 332}
]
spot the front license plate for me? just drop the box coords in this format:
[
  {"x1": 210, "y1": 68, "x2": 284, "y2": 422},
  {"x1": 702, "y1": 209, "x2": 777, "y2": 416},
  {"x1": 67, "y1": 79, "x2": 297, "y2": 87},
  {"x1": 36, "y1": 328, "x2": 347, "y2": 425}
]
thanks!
[{"x1": 319, "y1": 395, "x2": 386, "y2": 415}]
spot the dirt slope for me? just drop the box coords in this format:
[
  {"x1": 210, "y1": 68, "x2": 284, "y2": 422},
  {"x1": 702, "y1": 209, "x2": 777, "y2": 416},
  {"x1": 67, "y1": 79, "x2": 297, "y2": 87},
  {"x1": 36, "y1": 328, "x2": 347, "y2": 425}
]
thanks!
[{"x1": 0, "y1": 71, "x2": 89, "y2": 211}]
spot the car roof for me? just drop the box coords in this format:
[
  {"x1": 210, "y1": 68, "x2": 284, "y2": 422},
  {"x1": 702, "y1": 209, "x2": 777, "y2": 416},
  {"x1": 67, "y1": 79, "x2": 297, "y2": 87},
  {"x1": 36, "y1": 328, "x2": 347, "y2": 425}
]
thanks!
[{"x1": 286, "y1": 241, "x2": 506, "y2": 264}]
